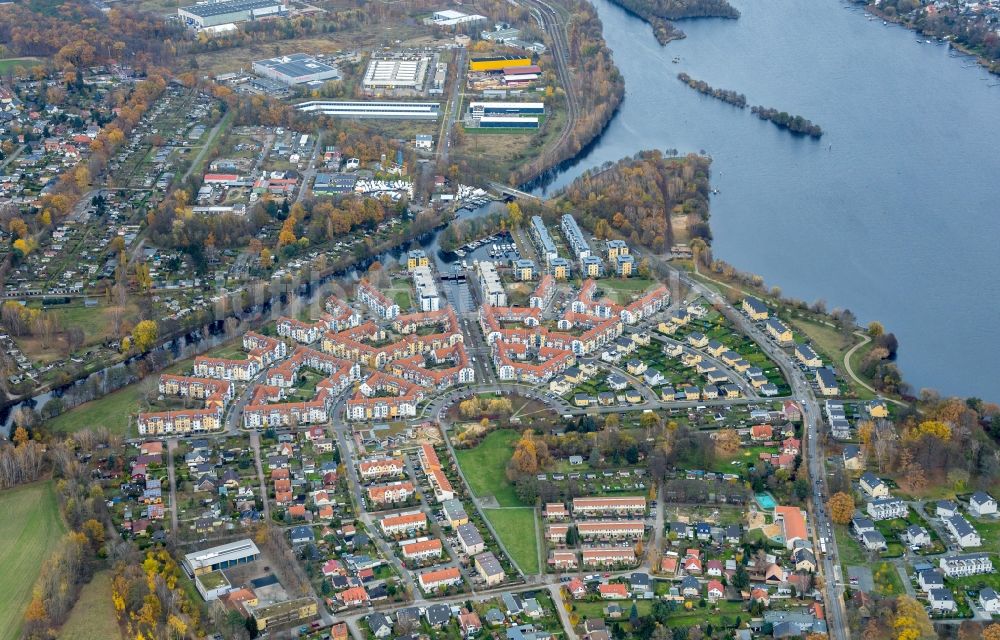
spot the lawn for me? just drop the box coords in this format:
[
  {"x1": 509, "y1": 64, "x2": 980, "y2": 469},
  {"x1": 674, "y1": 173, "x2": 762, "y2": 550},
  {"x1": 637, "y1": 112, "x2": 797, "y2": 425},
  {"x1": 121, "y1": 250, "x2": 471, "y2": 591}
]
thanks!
[
  {"x1": 0, "y1": 57, "x2": 40, "y2": 74},
  {"x1": 0, "y1": 482, "x2": 67, "y2": 640},
  {"x1": 484, "y1": 507, "x2": 539, "y2": 575},
  {"x1": 833, "y1": 523, "x2": 867, "y2": 568},
  {"x1": 46, "y1": 382, "x2": 145, "y2": 436},
  {"x1": 57, "y1": 570, "x2": 120, "y2": 640},
  {"x1": 45, "y1": 353, "x2": 191, "y2": 436},
  {"x1": 598, "y1": 278, "x2": 656, "y2": 304},
  {"x1": 871, "y1": 562, "x2": 904, "y2": 596},
  {"x1": 455, "y1": 429, "x2": 525, "y2": 507},
  {"x1": 787, "y1": 315, "x2": 874, "y2": 399}
]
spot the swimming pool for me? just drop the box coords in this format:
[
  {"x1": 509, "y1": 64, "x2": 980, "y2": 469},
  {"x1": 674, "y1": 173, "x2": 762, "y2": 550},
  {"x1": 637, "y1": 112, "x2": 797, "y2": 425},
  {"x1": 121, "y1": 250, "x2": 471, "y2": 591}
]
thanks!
[{"x1": 756, "y1": 493, "x2": 777, "y2": 510}]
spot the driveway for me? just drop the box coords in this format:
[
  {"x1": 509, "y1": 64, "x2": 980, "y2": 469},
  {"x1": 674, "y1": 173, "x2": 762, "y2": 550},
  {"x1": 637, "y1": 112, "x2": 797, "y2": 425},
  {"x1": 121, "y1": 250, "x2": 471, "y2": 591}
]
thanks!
[{"x1": 846, "y1": 565, "x2": 874, "y2": 593}]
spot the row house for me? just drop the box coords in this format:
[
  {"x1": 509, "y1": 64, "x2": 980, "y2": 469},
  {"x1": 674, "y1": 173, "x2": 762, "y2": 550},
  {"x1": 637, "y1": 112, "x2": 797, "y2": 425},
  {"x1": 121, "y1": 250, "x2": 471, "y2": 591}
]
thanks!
[
  {"x1": 193, "y1": 356, "x2": 260, "y2": 381},
  {"x1": 158, "y1": 374, "x2": 233, "y2": 408},
  {"x1": 137, "y1": 407, "x2": 223, "y2": 435},
  {"x1": 581, "y1": 548, "x2": 637, "y2": 568},
  {"x1": 366, "y1": 481, "x2": 415, "y2": 505},
  {"x1": 401, "y1": 538, "x2": 444, "y2": 562},
  {"x1": 380, "y1": 512, "x2": 427, "y2": 537},
  {"x1": 572, "y1": 496, "x2": 646, "y2": 517},
  {"x1": 277, "y1": 316, "x2": 326, "y2": 344},
  {"x1": 549, "y1": 550, "x2": 578, "y2": 570},
  {"x1": 418, "y1": 444, "x2": 456, "y2": 502},
  {"x1": 346, "y1": 372, "x2": 424, "y2": 421},
  {"x1": 529, "y1": 275, "x2": 555, "y2": 309},
  {"x1": 867, "y1": 498, "x2": 908, "y2": 521},
  {"x1": 546, "y1": 524, "x2": 569, "y2": 544},
  {"x1": 418, "y1": 566, "x2": 462, "y2": 591},
  {"x1": 619, "y1": 284, "x2": 670, "y2": 325},
  {"x1": 493, "y1": 342, "x2": 576, "y2": 383},
  {"x1": 544, "y1": 503, "x2": 570, "y2": 520},
  {"x1": 324, "y1": 295, "x2": 361, "y2": 331},
  {"x1": 944, "y1": 515, "x2": 982, "y2": 547},
  {"x1": 359, "y1": 457, "x2": 406, "y2": 482},
  {"x1": 243, "y1": 331, "x2": 287, "y2": 364},
  {"x1": 939, "y1": 553, "x2": 993, "y2": 578},
  {"x1": 242, "y1": 387, "x2": 332, "y2": 428},
  {"x1": 357, "y1": 279, "x2": 400, "y2": 320},
  {"x1": 390, "y1": 342, "x2": 475, "y2": 389},
  {"x1": 576, "y1": 520, "x2": 646, "y2": 540},
  {"x1": 391, "y1": 306, "x2": 459, "y2": 335}
]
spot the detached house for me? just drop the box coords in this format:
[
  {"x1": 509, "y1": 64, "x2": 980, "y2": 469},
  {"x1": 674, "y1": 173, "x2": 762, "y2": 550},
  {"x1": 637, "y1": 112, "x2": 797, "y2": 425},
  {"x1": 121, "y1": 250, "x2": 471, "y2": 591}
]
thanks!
[
  {"x1": 969, "y1": 491, "x2": 997, "y2": 517},
  {"x1": 859, "y1": 472, "x2": 890, "y2": 498}
]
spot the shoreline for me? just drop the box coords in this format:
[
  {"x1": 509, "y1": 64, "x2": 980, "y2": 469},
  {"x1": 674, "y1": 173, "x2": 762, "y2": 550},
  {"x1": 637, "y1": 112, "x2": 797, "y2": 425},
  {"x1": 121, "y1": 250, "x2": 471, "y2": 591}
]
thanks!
[{"x1": 861, "y1": 3, "x2": 999, "y2": 76}]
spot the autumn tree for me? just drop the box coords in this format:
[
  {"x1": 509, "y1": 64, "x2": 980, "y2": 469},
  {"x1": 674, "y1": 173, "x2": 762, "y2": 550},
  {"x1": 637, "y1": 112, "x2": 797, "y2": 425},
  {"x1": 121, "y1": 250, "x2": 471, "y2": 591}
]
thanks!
[
  {"x1": 131, "y1": 320, "x2": 159, "y2": 352},
  {"x1": 984, "y1": 623, "x2": 1000, "y2": 640},
  {"x1": 827, "y1": 491, "x2": 854, "y2": 525},
  {"x1": 714, "y1": 429, "x2": 740, "y2": 456}
]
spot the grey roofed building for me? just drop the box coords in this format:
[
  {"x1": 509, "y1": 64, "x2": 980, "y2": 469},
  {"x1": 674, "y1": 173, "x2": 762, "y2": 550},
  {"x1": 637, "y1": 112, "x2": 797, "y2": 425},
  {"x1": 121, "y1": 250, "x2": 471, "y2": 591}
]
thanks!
[
  {"x1": 313, "y1": 172, "x2": 357, "y2": 194},
  {"x1": 502, "y1": 591, "x2": 523, "y2": 615},
  {"x1": 476, "y1": 551, "x2": 505, "y2": 579},
  {"x1": 366, "y1": 612, "x2": 393, "y2": 638},
  {"x1": 288, "y1": 525, "x2": 314, "y2": 545},
  {"x1": 425, "y1": 603, "x2": 452, "y2": 627},
  {"x1": 485, "y1": 607, "x2": 505, "y2": 624},
  {"x1": 395, "y1": 606, "x2": 421, "y2": 626},
  {"x1": 457, "y1": 522, "x2": 485, "y2": 550},
  {"x1": 252, "y1": 53, "x2": 341, "y2": 85}
]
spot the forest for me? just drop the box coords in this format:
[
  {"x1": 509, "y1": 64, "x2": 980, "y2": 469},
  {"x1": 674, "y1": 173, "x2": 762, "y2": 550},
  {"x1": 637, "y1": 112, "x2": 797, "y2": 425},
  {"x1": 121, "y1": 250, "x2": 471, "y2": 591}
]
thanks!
[
  {"x1": 677, "y1": 73, "x2": 747, "y2": 108},
  {"x1": 513, "y1": 0, "x2": 625, "y2": 185},
  {"x1": 604, "y1": 0, "x2": 739, "y2": 45},
  {"x1": 750, "y1": 106, "x2": 824, "y2": 137},
  {"x1": 547, "y1": 150, "x2": 712, "y2": 253}
]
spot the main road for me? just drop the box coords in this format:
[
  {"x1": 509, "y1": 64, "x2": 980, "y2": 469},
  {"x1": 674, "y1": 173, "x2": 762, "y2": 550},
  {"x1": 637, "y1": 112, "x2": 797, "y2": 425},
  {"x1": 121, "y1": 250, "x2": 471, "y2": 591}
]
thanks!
[{"x1": 672, "y1": 266, "x2": 849, "y2": 640}]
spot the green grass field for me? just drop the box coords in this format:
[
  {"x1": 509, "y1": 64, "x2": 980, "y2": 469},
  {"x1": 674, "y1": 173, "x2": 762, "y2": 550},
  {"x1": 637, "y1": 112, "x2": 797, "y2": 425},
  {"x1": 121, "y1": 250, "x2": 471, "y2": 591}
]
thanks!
[
  {"x1": 455, "y1": 429, "x2": 524, "y2": 507},
  {"x1": 46, "y1": 382, "x2": 144, "y2": 436},
  {"x1": 41, "y1": 335, "x2": 250, "y2": 436},
  {"x1": 0, "y1": 57, "x2": 40, "y2": 74},
  {"x1": 483, "y1": 508, "x2": 539, "y2": 575},
  {"x1": 0, "y1": 482, "x2": 67, "y2": 640},
  {"x1": 57, "y1": 571, "x2": 120, "y2": 640},
  {"x1": 598, "y1": 277, "x2": 656, "y2": 304}
]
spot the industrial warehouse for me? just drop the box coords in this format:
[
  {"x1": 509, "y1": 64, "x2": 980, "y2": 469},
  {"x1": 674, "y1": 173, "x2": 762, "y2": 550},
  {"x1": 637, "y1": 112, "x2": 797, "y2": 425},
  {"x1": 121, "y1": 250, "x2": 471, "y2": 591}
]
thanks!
[
  {"x1": 296, "y1": 100, "x2": 441, "y2": 120},
  {"x1": 466, "y1": 101, "x2": 544, "y2": 129},
  {"x1": 251, "y1": 53, "x2": 341, "y2": 86},
  {"x1": 469, "y1": 55, "x2": 532, "y2": 72},
  {"x1": 178, "y1": 0, "x2": 286, "y2": 29},
  {"x1": 363, "y1": 54, "x2": 432, "y2": 94}
]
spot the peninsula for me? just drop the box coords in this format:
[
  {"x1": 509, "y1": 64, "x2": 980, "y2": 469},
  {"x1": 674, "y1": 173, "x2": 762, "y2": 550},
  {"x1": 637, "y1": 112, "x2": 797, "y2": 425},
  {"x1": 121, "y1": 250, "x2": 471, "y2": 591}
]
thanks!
[
  {"x1": 677, "y1": 72, "x2": 747, "y2": 108},
  {"x1": 605, "y1": 0, "x2": 740, "y2": 44}
]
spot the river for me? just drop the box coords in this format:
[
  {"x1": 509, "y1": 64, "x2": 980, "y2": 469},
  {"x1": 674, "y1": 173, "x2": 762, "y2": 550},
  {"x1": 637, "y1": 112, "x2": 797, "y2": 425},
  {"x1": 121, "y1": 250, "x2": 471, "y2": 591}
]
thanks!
[{"x1": 538, "y1": 0, "x2": 1000, "y2": 400}]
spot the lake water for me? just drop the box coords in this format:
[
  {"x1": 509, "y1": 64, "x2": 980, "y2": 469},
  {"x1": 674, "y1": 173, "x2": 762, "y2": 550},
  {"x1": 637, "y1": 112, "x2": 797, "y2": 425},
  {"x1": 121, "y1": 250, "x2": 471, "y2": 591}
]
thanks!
[{"x1": 540, "y1": 0, "x2": 1000, "y2": 400}]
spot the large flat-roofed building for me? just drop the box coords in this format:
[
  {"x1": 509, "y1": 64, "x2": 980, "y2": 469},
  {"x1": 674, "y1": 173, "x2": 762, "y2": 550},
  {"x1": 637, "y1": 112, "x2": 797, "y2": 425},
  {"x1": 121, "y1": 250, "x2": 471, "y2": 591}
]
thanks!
[
  {"x1": 530, "y1": 215, "x2": 558, "y2": 265},
  {"x1": 476, "y1": 260, "x2": 507, "y2": 306},
  {"x1": 561, "y1": 214, "x2": 590, "y2": 261},
  {"x1": 430, "y1": 9, "x2": 487, "y2": 26},
  {"x1": 183, "y1": 539, "x2": 260, "y2": 576},
  {"x1": 178, "y1": 0, "x2": 285, "y2": 28},
  {"x1": 412, "y1": 265, "x2": 440, "y2": 312},
  {"x1": 363, "y1": 55, "x2": 431, "y2": 92},
  {"x1": 296, "y1": 101, "x2": 441, "y2": 120},
  {"x1": 478, "y1": 116, "x2": 538, "y2": 129},
  {"x1": 252, "y1": 53, "x2": 340, "y2": 86},
  {"x1": 468, "y1": 101, "x2": 544, "y2": 119},
  {"x1": 470, "y1": 55, "x2": 532, "y2": 72}
]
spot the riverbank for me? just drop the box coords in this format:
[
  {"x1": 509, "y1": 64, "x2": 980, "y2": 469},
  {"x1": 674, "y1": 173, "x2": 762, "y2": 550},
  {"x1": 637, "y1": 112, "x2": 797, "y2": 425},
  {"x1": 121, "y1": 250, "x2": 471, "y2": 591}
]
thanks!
[
  {"x1": 603, "y1": 0, "x2": 738, "y2": 45},
  {"x1": 859, "y1": 3, "x2": 1000, "y2": 76}
]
